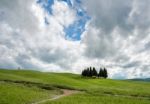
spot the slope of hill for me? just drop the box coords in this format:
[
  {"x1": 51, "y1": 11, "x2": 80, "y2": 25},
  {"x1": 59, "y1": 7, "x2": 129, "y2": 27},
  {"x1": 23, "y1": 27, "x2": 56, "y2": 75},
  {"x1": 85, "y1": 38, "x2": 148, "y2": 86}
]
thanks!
[{"x1": 0, "y1": 69, "x2": 150, "y2": 104}]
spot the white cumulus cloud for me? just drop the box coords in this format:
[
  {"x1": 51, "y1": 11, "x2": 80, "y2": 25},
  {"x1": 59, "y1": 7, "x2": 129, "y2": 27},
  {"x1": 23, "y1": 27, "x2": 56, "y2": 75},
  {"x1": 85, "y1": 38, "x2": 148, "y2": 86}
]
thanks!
[{"x1": 0, "y1": 0, "x2": 150, "y2": 79}]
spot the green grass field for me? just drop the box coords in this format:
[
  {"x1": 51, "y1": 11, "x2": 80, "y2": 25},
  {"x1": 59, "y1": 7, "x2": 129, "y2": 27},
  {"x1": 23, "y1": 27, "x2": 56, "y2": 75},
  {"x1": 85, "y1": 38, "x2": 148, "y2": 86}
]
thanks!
[{"x1": 0, "y1": 69, "x2": 150, "y2": 104}]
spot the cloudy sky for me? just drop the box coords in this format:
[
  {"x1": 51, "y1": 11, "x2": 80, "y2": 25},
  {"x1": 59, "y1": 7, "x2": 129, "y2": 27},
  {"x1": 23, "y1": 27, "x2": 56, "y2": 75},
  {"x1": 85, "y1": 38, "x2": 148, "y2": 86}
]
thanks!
[{"x1": 0, "y1": 0, "x2": 150, "y2": 79}]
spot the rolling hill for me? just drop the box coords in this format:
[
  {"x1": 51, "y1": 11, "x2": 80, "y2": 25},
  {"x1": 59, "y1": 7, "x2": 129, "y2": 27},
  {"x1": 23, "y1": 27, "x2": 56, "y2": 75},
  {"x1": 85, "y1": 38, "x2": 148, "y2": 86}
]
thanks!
[{"x1": 0, "y1": 69, "x2": 150, "y2": 104}]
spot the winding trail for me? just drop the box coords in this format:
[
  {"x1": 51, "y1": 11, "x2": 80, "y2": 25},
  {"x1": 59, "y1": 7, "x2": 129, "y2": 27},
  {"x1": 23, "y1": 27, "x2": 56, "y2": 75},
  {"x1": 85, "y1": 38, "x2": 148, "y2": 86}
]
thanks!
[{"x1": 31, "y1": 89, "x2": 80, "y2": 104}]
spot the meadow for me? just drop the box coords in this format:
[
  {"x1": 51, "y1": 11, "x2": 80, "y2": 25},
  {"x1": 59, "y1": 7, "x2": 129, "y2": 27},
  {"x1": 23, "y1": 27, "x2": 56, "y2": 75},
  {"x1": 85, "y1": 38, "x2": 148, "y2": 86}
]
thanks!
[{"x1": 0, "y1": 69, "x2": 150, "y2": 104}]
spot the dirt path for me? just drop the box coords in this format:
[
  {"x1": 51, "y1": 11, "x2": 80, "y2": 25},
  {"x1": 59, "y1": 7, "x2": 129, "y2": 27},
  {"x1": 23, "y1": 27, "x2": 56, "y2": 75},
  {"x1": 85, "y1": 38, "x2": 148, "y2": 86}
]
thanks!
[{"x1": 31, "y1": 89, "x2": 80, "y2": 104}]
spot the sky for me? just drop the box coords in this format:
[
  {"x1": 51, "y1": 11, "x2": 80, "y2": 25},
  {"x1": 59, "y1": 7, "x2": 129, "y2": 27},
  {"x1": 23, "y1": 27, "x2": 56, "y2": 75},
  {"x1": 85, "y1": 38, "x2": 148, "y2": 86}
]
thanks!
[{"x1": 0, "y1": 0, "x2": 150, "y2": 79}]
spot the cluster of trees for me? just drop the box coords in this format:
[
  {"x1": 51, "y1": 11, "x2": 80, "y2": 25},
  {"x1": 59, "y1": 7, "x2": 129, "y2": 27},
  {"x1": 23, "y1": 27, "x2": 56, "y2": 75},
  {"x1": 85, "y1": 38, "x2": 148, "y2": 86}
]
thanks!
[{"x1": 81, "y1": 67, "x2": 108, "y2": 78}]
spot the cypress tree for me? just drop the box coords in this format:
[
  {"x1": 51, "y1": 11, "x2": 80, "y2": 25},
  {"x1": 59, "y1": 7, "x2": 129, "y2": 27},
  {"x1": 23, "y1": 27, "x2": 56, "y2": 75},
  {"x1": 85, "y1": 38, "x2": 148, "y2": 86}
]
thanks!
[
  {"x1": 93, "y1": 67, "x2": 97, "y2": 76},
  {"x1": 89, "y1": 67, "x2": 92, "y2": 77},
  {"x1": 103, "y1": 68, "x2": 108, "y2": 78},
  {"x1": 82, "y1": 69, "x2": 87, "y2": 76},
  {"x1": 99, "y1": 68, "x2": 103, "y2": 77},
  {"x1": 81, "y1": 70, "x2": 84, "y2": 76},
  {"x1": 87, "y1": 68, "x2": 90, "y2": 77},
  {"x1": 81, "y1": 66, "x2": 108, "y2": 78}
]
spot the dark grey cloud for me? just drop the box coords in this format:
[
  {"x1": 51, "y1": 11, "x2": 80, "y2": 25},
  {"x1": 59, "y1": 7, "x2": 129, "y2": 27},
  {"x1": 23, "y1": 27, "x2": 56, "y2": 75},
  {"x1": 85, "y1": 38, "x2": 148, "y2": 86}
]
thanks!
[
  {"x1": 83, "y1": 33, "x2": 118, "y2": 58},
  {"x1": 122, "y1": 61, "x2": 141, "y2": 69},
  {"x1": 82, "y1": 0, "x2": 134, "y2": 34},
  {"x1": 144, "y1": 41, "x2": 150, "y2": 50},
  {"x1": 14, "y1": 53, "x2": 39, "y2": 69},
  {"x1": 33, "y1": 48, "x2": 68, "y2": 63}
]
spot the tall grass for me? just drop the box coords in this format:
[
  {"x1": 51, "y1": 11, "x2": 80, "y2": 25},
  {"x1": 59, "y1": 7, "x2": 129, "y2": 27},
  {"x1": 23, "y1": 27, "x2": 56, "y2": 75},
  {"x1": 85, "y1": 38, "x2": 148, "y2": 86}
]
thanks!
[{"x1": 0, "y1": 69, "x2": 150, "y2": 104}]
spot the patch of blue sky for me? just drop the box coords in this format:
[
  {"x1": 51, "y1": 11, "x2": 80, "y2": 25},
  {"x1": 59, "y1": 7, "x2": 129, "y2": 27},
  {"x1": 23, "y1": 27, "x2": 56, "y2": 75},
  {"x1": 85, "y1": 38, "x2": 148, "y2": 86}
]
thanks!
[
  {"x1": 37, "y1": 0, "x2": 54, "y2": 15},
  {"x1": 37, "y1": 0, "x2": 90, "y2": 41},
  {"x1": 60, "y1": 0, "x2": 72, "y2": 6},
  {"x1": 76, "y1": 0, "x2": 81, "y2": 3},
  {"x1": 64, "y1": 18, "x2": 87, "y2": 40},
  {"x1": 64, "y1": 0, "x2": 90, "y2": 41},
  {"x1": 64, "y1": 10, "x2": 90, "y2": 40}
]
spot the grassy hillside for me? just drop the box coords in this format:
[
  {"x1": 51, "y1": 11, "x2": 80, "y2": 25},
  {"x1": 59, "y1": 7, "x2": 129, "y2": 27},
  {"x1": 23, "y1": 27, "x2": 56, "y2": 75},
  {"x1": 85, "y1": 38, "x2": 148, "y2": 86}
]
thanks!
[{"x1": 0, "y1": 69, "x2": 150, "y2": 104}]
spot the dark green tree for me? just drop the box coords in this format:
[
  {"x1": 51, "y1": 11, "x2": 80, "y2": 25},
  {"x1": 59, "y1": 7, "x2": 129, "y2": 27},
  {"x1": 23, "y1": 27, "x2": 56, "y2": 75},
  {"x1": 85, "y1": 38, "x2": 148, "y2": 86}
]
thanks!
[
  {"x1": 92, "y1": 67, "x2": 97, "y2": 76},
  {"x1": 103, "y1": 67, "x2": 108, "y2": 78},
  {"x1": 89, "y1": 67, "x2": 92, "y2": 77},
  {"x1": 98, "y1": 68, "x2": 103, "y2": 77},
  {"x1": 86, "y1": 67, "x2": 90, "y2": 77},
  {"x1": 81, "y1": 69, "x2": 86, "y2": 76},
  {"x1": 81, "y1": 66, "x2": 108, "y2": 78}
]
